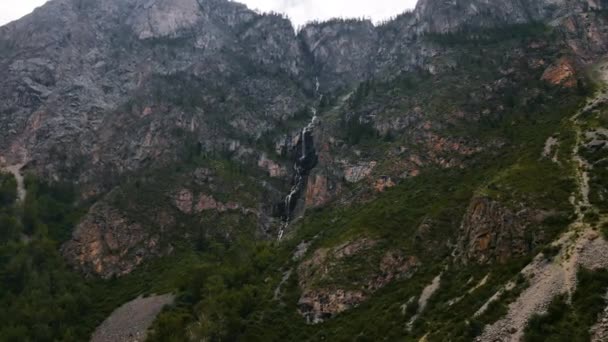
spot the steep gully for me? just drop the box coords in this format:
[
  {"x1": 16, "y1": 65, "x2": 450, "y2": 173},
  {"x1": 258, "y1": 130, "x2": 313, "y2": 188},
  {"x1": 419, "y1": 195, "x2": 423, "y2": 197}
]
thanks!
[{"x1": 277, "y1": 78, "x2": 322, "y2": 240}]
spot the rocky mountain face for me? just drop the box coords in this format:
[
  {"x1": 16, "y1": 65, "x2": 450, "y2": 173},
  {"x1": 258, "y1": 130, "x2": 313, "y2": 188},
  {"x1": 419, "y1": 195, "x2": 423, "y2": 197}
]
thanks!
[
  {"x1": 2, "y1": 0, "x2": 608, "y2": 340},
  {"x1": 456, "y1": 197, "x2": 547, "y2": 265},
  {"x1": 0, "y1": 0, "x2": 602, "y2": 195}
]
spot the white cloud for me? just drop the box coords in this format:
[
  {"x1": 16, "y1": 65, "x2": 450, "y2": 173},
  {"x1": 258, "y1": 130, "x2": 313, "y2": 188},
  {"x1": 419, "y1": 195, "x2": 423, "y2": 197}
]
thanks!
[
  {"x1": 0, "y1": 0, "x2": 49, "y2": 26},
  {"x1": 0, "y1": 0, "x2": 418, "y2": 27},
  {"x1": 240, "y1": 0, "x2": 418, "y2": 28}
]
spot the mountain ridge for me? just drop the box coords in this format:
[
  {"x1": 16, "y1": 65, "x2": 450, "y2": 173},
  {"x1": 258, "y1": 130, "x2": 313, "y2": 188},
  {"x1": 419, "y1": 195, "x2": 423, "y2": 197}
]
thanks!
[
  {"x1": 1, "y1": 0, "x2": 608, "y2": 341},
  {"x1": 0, "y1": 0, "x2": 605, "y2": 278}
]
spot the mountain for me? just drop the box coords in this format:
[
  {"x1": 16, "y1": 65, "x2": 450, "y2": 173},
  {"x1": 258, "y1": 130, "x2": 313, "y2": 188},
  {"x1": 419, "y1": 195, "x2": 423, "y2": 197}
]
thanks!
[{"x1": 0, "y1": 0, "x2": 608, "y2": 341}]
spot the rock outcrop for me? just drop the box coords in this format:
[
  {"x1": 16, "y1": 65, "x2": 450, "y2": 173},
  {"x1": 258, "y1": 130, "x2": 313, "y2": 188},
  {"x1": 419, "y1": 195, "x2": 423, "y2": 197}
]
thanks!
[
  {"x1": 344, "y1": 162, "x2": 377, "y2": 183},
  {"x1": 258, "y1": 154, "x2": 288, "y2": 178},
  {"x1": 171, "y1": 188, "x2": 258, "y2": 217},
  {"x1": 297, "y1": 238, "x2": 419, "y2": 323},
  {"x1": 456, "y1": 197, "x2": 541, "y2": 264},
  {"x1": 542, "y1": 57, "x2": 577, "y2": 87},
  {"x1": 305, "y1": 174, "x2": 337, "y2": 207},
  {"x1": 61, "y1": 203, "x2": 167, "y2": 278},
  {"x1": 172, "y1": 189, "x2": 195, "y2": 215},
  {"x1": 130, "y1": 0, "x2": 205, "y2": 40},
  {"x1": 298, "y1": 19, "x2": 378, "y2": 91},
  {"x1": 374, "y1": 176, "x2": 396, "y2": 192}
]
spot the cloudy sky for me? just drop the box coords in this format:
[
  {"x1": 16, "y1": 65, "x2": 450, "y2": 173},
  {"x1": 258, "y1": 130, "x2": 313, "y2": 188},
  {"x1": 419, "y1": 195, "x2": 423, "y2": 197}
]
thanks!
[
  {"x1": 0, "y1": 0, "x2": 418, "y2": 27},
  {"x1": 0, "y1": 0, "x2": 49, "y2": 26},
  {"x1": 242, "y1": 0, "x2": 418, "y2": 28}
]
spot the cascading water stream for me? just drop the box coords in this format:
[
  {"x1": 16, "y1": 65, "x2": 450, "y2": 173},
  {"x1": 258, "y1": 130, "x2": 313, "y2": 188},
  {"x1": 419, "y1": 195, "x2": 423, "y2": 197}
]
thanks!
[{"x1": 277, "y1": 78, "x2": 321, "y2": 240}]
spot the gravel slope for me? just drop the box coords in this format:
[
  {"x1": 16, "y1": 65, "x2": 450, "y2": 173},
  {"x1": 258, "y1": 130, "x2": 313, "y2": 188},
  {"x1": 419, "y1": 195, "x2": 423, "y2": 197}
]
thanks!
[{"x1": 91, "y1": 294, "x2": 175, "y2": 342}]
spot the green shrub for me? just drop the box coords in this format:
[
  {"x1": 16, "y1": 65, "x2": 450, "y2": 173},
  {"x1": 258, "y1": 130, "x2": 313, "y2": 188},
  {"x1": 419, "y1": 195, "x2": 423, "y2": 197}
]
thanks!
[
  {"x1": 0, "y1": 173, "x2": 17, "y2": 206},
  {"x1": 541, "y1": 245, "x2": 561, "y2": 260},
  {"x1": 601, "y1": 222, "x2": 608, "y2": 239}
]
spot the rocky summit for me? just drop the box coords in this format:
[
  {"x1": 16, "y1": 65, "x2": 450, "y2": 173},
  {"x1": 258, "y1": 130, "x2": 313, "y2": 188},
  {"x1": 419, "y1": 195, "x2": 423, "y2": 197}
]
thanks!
[{"x1": 1, "y1": 0, "x2": 608, "y2": 341}]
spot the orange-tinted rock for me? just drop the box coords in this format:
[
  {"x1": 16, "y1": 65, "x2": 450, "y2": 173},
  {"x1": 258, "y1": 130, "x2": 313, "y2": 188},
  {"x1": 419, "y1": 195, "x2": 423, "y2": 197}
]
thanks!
[
  {"x1": 258, "y1": 154, "x2": 287, "y2": 178},
  {"x1": 172, "y1": 189, "x2": 194, "y2": 214},
  {"x1": 541, "y1": 58, "x2": 576, "y2": 88},
  {"x1": 142, "y1": 107, "x2": 153, "y2": 117},
  {"x1": 457, "y1": 197, "x2": 542, "y2": 264},
  {"x1": 305, "y1": 174, "x2": 334, "y2": 207},
  {"x1": 61, "y1": 203, "x2": 163, "y2": 279},
  {"x1": 374, "y1": 176, "x2": 396, "y2": 192},
  {"x1": 224, "y1": 202, "x2": 240, "y2": 211},
  {"x1": 195, "y1": 194, "x2": 220, "y2": 212},
  {"x1": 193, "y1": 193, "x2": 255, "y2": 215}
]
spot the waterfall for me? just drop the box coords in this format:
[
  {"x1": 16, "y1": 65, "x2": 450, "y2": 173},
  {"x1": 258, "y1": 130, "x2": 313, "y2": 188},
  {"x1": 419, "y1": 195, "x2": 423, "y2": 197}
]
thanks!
[
  {"x1": 301, "y1": 126, "x2": 306, "y2": 160},
  {"x1": 277, "y1": 78, "x2": 322, "y2": 240}
]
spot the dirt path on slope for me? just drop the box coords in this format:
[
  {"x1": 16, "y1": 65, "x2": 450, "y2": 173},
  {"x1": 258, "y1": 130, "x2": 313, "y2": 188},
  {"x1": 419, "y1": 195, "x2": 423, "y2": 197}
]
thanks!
[
  {"x1": 3, "y1": 163, "x2": 26, "y2": 202},
  {"x1": 1, "y1": 147, "x2": 28, "y2": 203}
]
